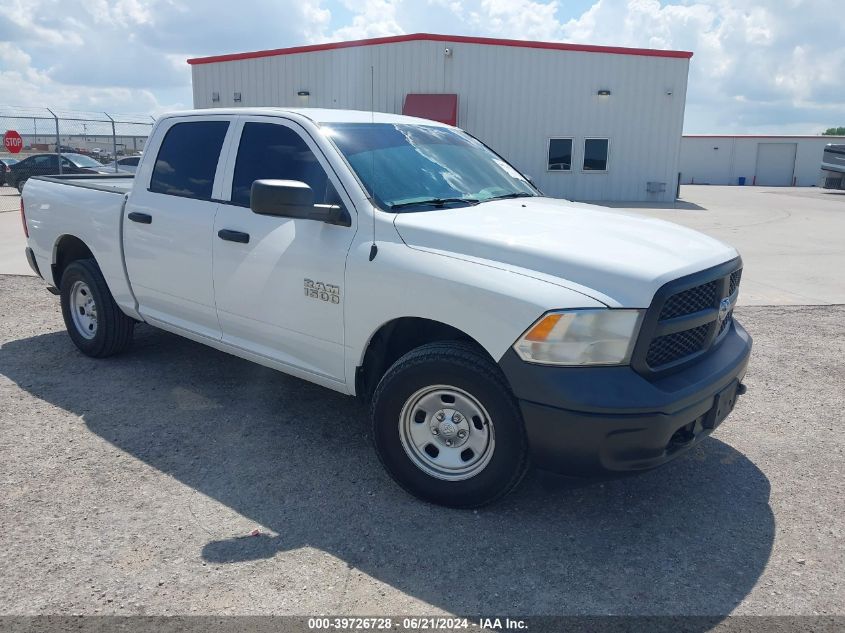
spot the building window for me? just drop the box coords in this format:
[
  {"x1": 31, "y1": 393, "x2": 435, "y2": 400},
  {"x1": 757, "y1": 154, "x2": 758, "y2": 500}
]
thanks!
[
  {"x1": 547, "y1": 138, "x2": 573, "y2": 171},
  {"x1": 583, "y1": 138, "x2": 610, "y2": 172}
]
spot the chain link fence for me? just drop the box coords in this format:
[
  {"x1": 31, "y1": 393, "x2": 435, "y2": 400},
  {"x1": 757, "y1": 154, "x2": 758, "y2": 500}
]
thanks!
[{"x1": 1, "y1": 106, "x2": 154, "y2": 176}]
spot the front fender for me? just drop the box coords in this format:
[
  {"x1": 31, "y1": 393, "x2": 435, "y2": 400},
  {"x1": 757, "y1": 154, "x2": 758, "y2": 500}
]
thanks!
[{"x1": 343, "y1": 240, "x2": 605, "y2": 392}]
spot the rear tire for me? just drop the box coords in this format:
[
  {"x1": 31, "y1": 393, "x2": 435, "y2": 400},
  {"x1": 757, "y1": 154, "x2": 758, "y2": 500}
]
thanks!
[
  {"x1": 16, "y1": 180, "x2": 25, "y2": 194},
  {"x1": 60, "y1": 259, "x2": 134, "y2": 357},
  {"x1": 371, "y1": 341, "x2": 529, "y2": 508}
]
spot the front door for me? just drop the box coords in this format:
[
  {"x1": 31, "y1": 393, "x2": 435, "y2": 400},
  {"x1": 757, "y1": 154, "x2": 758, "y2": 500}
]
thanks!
[
  {"x1": 123, "y1": 117, "x2": 232, "y2": 339},
  {"x1": 212, "y1": 117, "x2": 357, "y2": 383}
]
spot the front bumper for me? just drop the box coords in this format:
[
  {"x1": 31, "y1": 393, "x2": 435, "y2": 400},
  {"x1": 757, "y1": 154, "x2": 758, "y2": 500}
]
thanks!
[{"x1": 499, "y1": 320, "x2": 752, "y2": 476}]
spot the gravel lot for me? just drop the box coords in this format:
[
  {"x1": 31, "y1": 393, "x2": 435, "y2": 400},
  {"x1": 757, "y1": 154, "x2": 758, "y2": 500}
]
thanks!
[{"x1": 0, "y1": 274, "x2": 842, "y2": 618}]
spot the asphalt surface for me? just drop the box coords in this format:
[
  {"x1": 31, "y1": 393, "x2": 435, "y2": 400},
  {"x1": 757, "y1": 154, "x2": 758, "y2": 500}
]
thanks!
[{"x1": 0, "y1": 274, "x2": 842, "y2": 618}]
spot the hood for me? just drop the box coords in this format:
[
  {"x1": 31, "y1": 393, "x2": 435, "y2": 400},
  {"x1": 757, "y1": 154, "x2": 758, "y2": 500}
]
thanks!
[{"x1": 393, "y1": 197, "x2": 737, "y2": 307}]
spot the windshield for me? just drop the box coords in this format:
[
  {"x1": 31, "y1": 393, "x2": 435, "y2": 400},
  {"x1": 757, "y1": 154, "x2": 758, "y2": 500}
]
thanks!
[
  {"x1": 64, "y1": 153, "x2": 104, "y2": 168},
  {"x1": 324, "y1": 123, "x2": 538, "y2": 211}
]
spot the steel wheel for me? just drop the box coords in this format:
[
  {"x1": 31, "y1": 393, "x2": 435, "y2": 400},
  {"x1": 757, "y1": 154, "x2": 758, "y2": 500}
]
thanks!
[
  {"x1": 398, "y1": 384, "x2": 496, "y2": 481},
  {"x1": 69, "y1": 280, "x2": 98, "y2": 339}
]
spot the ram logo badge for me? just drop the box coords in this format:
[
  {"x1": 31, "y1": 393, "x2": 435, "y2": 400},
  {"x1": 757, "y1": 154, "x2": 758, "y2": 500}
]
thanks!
[{"x1": 304, "y1": 279, "x2": 341, "y2": 304}]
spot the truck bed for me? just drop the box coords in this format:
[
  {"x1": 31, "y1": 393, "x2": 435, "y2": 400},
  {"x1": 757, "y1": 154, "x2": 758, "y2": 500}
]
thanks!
[
  {"x1": 23, "y1": 173, "x2": 138, "y2": 316},
  {"x1": 33, "y1": 173, "x2": 135, "y2": 195}
]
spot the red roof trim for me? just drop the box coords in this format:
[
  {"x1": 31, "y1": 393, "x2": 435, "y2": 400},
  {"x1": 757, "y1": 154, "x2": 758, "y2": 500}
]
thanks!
[
  {"x1": 684, "y1": 135, "x2": 845, "y2": 139},
  {"x1": 187, "y1": 33, "x2": 693, "y2": 65}
]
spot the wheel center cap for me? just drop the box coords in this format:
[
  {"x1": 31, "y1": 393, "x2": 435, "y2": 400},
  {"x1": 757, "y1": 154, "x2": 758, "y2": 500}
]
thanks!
[
  {"x1": 439, "y1": 420, "x2": 458, "y2": 438},
  {"x1": 431, "y1": 409, "x2": 470, "y2": 447}
]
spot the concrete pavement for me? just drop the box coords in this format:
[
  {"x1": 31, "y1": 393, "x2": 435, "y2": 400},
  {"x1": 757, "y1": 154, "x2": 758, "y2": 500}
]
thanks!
[
  {"x1": 0, "y1": 189, "x2": 31, "y2": 276},
  {"x1": 610, "y1": 186, "x2": 845, "y2": 306}
]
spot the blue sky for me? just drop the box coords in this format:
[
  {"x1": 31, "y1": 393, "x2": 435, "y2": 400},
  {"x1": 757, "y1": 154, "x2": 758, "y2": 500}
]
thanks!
[{"x1": 1, "y1": 0, "x2": 843, "y2": 134}]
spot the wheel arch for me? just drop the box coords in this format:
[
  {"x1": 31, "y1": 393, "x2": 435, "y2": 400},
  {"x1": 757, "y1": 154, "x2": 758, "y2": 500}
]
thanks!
[
  {"x1": 355, "y1": 316, "x2": 494, "y2": 402},
  {"x1": 52, "y1": 234, "x2": 96, "y2": 288}
]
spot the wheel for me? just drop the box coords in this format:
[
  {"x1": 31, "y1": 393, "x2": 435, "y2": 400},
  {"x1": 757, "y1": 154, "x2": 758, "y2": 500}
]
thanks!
[
  {"x1": 60, "y1": 259, "x2": 134, "y2": 357},
  {"x1": 16, "y1": 180, "x2": 25, "y2": 194},
  {"x1": 371, "y1": 341, "x2": 529, "y2": 508}
]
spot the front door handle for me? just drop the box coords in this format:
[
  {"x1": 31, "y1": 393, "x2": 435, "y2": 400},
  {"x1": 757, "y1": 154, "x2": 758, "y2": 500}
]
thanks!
[
  {"x1": 217, "y1": 229, "x2": 250, "y2": 244},
  {"x1": 128, "y1": 212, "x2": 152, "y2": 224}
]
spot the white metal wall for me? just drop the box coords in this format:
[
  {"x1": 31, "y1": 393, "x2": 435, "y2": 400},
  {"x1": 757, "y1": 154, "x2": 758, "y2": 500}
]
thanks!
[
  {"x1": 680, "y1": 136, "x2": 845, "y2": 187},
  {"x1": 191, "y1": 39, "x2": 690, "y2": 202}
]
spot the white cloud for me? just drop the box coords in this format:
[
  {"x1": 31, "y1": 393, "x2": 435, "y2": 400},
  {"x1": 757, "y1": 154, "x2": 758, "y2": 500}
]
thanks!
[
  {"x1": 321, "y1": 0, "x2": 405, "y2": 41},
  {"x1": 466, "y1": 0, "x2": 562, "y2": 40},
  {"x1": 1, "y1": 0, "x2": 843, "y2": 132},
  {"x1": 395, "y1": 0, "x2": 845, "y2": 133}
]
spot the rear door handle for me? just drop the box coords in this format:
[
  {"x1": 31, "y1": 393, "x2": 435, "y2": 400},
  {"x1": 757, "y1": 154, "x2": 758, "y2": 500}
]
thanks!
[
  {"x1": 217, "y1": 229, "x2": 250, "y2": 244},
  {"x1": 128, "y1": 212, "x2": 152, "y2": 224}
]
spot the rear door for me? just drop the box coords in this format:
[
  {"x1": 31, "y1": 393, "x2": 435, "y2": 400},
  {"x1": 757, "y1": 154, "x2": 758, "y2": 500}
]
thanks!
[
  {"x1": 29, "y1": 154, "x2": 58, "y2": 179},
  {"x1": 123, "y1": 116, "x2": 234, "y2": 338},
  {"x1": 211, "y1": 116, "x2": 357, "y2": 382}
]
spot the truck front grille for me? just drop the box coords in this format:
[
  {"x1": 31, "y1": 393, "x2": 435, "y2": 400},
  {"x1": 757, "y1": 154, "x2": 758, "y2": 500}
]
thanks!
[
  {"x1": 659, "y1": 281, "x2": 718, "y2": 320},
  {"x1": 729, "y1": 268, "x2": 742, "y2": 296},
  {"x1": 646, "y1": 324, "x2": 711, "y2": 367},
  {"x1": 633, "y1": 260, "x2": 743, "y2": 375}
]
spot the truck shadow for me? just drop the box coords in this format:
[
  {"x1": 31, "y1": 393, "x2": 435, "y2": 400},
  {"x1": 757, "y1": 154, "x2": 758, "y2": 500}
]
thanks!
[{"x1": 0, "y1": 325, "x2": 774, "y2": 617}]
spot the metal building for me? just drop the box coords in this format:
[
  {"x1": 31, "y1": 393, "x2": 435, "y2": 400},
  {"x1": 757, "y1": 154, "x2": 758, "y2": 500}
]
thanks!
[
  {"x1": 680, "y1": 135, "x2": 845, "y2": 187},
  {"x1": 189, "y1": 33, "x2": 692, "y2": 203}
]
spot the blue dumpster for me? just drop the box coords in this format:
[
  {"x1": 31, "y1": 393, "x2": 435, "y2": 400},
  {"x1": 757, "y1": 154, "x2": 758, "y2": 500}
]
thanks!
[{"x1": 738, "y1": 176, "x2": 746, "y2": 186}]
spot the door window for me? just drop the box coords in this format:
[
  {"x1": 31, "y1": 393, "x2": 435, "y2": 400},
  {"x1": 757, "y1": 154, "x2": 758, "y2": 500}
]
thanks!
[
  {"x1": 32, "y1": 155, "x2": 57, "y2": 168},
  {"x1": 230, "y1": 122, "x2": 334, "y2": 208},
  {"x1": 150, "y1": 121, "x2": 229, "y2": 200}
]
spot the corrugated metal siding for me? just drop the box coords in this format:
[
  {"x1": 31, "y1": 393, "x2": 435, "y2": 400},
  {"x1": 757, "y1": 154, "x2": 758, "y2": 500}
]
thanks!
[
  {"x1": 680, "y1": 136, "x2": 845, "y2": 187},
  {"x1": 191, "y1": 39, "x2": 690, "y2": 202}
]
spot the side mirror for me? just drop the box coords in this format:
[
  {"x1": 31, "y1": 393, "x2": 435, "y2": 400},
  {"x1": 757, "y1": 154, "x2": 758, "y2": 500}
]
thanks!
[{"x1": 250, "y1": 179, "x2": 350, "y2": 226}]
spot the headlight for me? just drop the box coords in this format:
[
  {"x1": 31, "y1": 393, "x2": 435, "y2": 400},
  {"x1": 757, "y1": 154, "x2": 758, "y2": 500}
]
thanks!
[{"x1": 513, "y1": 309, "x2": 644, "y2": 366}]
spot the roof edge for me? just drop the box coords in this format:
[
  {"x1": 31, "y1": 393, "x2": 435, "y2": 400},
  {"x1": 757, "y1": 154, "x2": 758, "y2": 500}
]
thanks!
[
  {"x1": 684, "y1": 134, "x2": 845, "y2": 139},
  {"x1": 187, "y1": 32, "x2": 694, "y2": 66}
]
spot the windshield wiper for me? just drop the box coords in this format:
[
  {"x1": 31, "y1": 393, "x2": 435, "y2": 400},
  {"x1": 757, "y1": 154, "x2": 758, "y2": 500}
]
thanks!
[
  {"x1": 487, "y1": 192, "x2": 536, "y2": 200},
  {"x1": 390, "y1": 197, "x2": 480, "y2": 211}
]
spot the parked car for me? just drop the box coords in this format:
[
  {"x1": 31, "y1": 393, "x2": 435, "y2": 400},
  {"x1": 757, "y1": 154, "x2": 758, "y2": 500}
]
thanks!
[
  {"x1": 0, "y1": 157, "x2": 19, "y2": 186},
  {"x1": 105, "y1": 156, "x2": 141, "y2": 173},
  {"x1": 7, "y1": 153, "x2": 120, "y2": 193},
  {"x1": 21, "y1": 108, "x2": 751, "y2": 507}
]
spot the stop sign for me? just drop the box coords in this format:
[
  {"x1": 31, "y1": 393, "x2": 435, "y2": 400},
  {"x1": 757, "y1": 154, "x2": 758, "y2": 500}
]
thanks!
[{"x1": 4, "y1": 130, "x2": 23, "y2": 154}]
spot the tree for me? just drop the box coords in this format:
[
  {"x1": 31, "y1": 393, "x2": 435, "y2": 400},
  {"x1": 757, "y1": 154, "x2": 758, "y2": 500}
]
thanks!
[{"x1": 823, "y1": 127, "x2": 845, "y2": 136}]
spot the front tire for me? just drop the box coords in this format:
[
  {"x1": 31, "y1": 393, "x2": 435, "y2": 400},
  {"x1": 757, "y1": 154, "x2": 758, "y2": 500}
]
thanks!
[
  {"x1": 371, "y1": 342, "x2": 529, "y2": 508},
  {"x1": 16, "y1": 180, "x2": 25, "y2": 194},
  {"x1": 60, "y1": 259, "x2": 134, "y2": 357}
]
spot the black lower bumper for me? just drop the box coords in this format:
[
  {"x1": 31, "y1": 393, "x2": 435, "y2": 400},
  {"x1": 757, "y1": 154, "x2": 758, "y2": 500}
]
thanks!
[{"x1": 499, "y1": 320, "x2": 752, "y2": 476}]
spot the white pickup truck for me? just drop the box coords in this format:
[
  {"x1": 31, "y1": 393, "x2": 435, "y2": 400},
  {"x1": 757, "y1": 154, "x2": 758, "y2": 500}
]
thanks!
[{"x1": 21, "y1": 108, "x2": 751, "y2": 507}]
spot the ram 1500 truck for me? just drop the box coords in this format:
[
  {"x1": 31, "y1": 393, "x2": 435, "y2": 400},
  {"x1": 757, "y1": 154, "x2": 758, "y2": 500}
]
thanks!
[{"x1": 21, "y1": 108, "x2": 751, "y2": 507}]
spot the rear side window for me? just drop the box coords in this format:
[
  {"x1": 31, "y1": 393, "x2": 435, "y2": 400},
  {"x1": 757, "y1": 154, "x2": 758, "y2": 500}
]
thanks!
[
  {"x1": 121, "y1": 157, "x2": 140, "y2": 166},
  {"x1": 33, "y1": 155, "x2": 57, "y2": 168},
  {"x1": 231, "y1": 122, "x2": 334, "y2": 208},
  {"x1": 150, "y1": 121, "x2": 229, "y2": 199}
]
